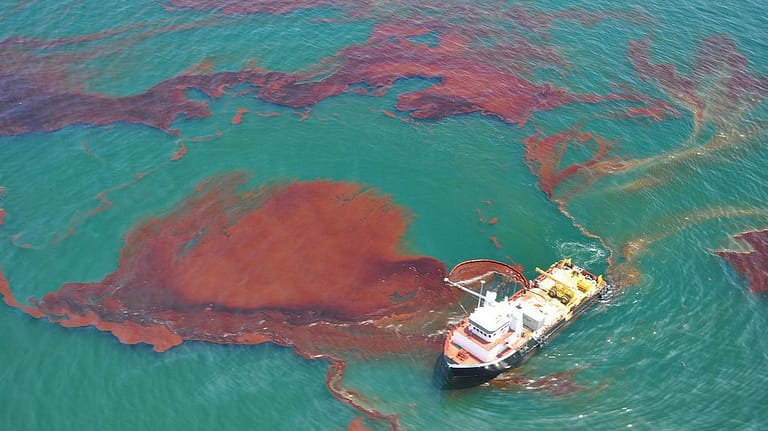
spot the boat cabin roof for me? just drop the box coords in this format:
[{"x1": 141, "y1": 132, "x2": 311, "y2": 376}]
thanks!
[{"x1": 468, "y1": 304, "x2": 509, "y2": 334}]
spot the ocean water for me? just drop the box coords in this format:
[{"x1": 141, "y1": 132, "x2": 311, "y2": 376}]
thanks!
[{"x1": 1, "y1": 1, "x2": 767, "y2": 430}]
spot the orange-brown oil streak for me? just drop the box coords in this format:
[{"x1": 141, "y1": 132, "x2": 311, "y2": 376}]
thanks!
[
  {"x1": 230, "y1": 108, "x2": 248, "y2": 125},
  {"x1": 171, "y1": 141, "x2": 187, "y2": 160}
]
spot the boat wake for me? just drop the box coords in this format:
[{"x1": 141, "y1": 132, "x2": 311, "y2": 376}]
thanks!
[{"x1": 556, "y1": 241, "x2": 608, "y2": 268}]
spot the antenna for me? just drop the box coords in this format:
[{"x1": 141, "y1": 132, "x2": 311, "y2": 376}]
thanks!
[{"x1": 443, "y1": 278, "x2": 492, "y2": 303}]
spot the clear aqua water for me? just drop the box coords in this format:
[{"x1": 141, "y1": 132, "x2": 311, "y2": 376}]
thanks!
[{"x1": 1, "y1": 1, "x2": 767, "y2": 430}]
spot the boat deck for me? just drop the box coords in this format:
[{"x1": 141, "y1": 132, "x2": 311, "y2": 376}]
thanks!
[
  {"x1": 444, "y1": 319, "x2": 531, "y2": 365},
  {"x1": 443, "y1": 261, "x2": 604, "y2": 366}
]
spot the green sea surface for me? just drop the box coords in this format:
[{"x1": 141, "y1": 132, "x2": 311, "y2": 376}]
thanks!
[{"x1": 1, "y1": 1, "x2": 767, "y2": 430}]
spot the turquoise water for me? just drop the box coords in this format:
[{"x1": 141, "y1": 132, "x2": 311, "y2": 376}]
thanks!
[{"x1": 1, "y1": 1, "x2": 767, "y2": 430}]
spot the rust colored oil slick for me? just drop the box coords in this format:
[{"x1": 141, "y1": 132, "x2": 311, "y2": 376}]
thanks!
[
  {"x1": 170, "y1": 141, "x2": 187, "y2": 160},
  {"x1": 0, "y1": 70, "x2": 231, "y2": 135},
  {"x1": 0, "y1": 269, "x2": 42, "y2": 319},
  {"x1": 489, "y1": 236, "x2": 502, "y2": 249},
  {"x1": 522, "y1": 126, "x2": 618, "y2": 198},
  {"x1": 230, "y1": 108, "x2": 248, "y2": 125},
  {"x1": 715, "y1": 230, "x2": 768, "y2": 293},
  {"x1": 346, "y1": 417, "x2": 373, "y2": 431},
  {"x1": 0, "y1": 174, "x2": 458, "y2": 353},
  {"x1": 489, "y1": 367, "x2": 586, "y2": 396},
  {"x1": 0, "y1": 174, "x2": 463, "y2": 430},
  {"x1": 0, "y1": 20, "x2": 663, "y2": 137},
  {"x1": 628, "y1": 35, "x2": 768, "y2": 131}
]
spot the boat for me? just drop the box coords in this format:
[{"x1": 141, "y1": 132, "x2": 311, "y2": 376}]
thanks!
[{"x1": 434, "y1": 258, "x2": 610, "y2": 389}]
